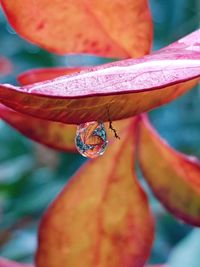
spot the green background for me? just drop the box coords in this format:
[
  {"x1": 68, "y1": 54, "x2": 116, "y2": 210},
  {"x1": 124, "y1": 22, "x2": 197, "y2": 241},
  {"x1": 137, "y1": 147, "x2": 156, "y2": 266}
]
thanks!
[{"x1": 0, "y1": 0, "x2": 200, "y2": 265}]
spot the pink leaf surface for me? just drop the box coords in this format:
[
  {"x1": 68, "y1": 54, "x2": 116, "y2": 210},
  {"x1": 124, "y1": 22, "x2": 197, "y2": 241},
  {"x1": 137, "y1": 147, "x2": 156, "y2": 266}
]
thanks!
[
  {"x1": 2, "y1": 66, "x2": 133, "y2": 151},
  {"x1": 17, "y1": 67, "x2": 87, "y2": 85},
  {"x1": 0, "y1": 30, "x2": 199, "y2": 124}
]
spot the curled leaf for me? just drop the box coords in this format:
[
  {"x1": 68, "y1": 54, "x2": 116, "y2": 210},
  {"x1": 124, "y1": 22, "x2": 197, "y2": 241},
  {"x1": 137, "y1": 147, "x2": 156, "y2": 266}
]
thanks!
[
  {"x1": 16, "y1": 66, "x2": 132, "y2": 146},
  {"x1": 0, "y1": 103, "x2": 131, "y2": 152},
  {"x1": 0, "y1": 30, "x2": 199, "y2": 124},
  {"x1": 12, "y1": 67, "x2": 87, "y2": 151},
  {"x1": 0, "y1": 0, "x2": 152, "y2": 57},
  {"x1": 36, "y1": 120, "x2": 154, "y2": 267},
  {"x1": 137, "y1": 115, "x2": 200, "y2": 226},
  {"x1": 1, "y1": 63, "x2": 131, "y2": 151}
]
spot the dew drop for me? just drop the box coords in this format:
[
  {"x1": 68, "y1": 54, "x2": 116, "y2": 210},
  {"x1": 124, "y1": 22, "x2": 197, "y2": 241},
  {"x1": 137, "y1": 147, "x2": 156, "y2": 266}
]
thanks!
[{"x1": 75, "y1": 121, "x2": 108, "y2": 158}]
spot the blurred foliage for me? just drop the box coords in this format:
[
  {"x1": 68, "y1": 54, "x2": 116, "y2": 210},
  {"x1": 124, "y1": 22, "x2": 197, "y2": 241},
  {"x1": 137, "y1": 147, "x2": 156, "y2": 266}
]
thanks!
[{"x1": 0, "y1": 0, "x2": 200, "y2": 265}]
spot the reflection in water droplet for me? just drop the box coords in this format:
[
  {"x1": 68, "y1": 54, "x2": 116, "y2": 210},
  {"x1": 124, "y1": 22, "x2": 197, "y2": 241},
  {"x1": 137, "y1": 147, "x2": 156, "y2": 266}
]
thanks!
[{"x1": 75, "y1": 121, "x2": 108, "y2": 158}]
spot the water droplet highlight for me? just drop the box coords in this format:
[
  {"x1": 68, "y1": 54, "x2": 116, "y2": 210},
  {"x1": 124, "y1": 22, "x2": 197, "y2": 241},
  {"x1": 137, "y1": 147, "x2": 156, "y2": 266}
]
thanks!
[{"x1": 75, "y1": 121, "x2": 108, "y2": 158}]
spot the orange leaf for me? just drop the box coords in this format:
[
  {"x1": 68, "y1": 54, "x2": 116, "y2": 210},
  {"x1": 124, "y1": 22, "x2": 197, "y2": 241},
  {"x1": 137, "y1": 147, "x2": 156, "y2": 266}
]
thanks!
[
  {"x1": 11, "y1": 67, "x2": 88, "y2": 151},
  {"x1": 1, "y1": 63, "x2": 131, "y2": 151},
  {"x1": 0, "y1": 0, "x2": 152, "y2": 58},
  {"x1": 1, "y1": 262, "x2": 164, "y2": 267},
  {"x1": 0, "y1": 103, "x2": 131, "y2": 152},
  {"x1": 36, "y1": 120, "x2": 154, "y2": 267},
  {"x1": 137, "y1": 115, "x2": 200, "y2": 226},
  {"x1": 17, "y1": 67, "x2": 87, "y2": 85},
  {"x1": 0, "y1": 104, "x2": 77, "y2": 152},
  {"x1": 0, "y1": 258, "x2": 33, "y2": 267},
  {"x1": 0, "y1": 29, "x2": 199, "y2": 124},
  {"x1": 16, "y1": 67, "x2": 134, "y2": 148}
]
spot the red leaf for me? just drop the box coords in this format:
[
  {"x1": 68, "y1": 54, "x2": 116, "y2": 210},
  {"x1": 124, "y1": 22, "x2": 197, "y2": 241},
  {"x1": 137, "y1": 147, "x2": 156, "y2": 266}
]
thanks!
[
  {"x1": 0, "y1": 104, "x2": 77, "y2": 152},
  {"x1": 0, "y1": 0, "x2": 152, "y2": 58},
  {"x1": 1, "y1": 63, "x2": 131, "y2": 152},
  {"x1": 17, "y1": 67, "x2": 87, "y2": 85},
  {"x1": 1, "y1": 64, "x2": 131, "y2": 151},
  {"x1": 0, "y1": 29, "x2": 199, "y2": 124},
  {"x1": 0, "y1": 258, "x2": 32, "y2": 267},
  {"x1": 0, "y1": 30, "x2": 199, "y2": 124},
  {"x1": 0, "y1": 103, "x2": 131, "y2": 152},
  {"x1": 36, "y1": 120, "x2": 154, "y2": 267},
  {"x1": 13, "y1": 67, "x2": 88, "y2": 151},
  {"x1": 137, "y1": 115, "x2": 200, "y2": 226}
]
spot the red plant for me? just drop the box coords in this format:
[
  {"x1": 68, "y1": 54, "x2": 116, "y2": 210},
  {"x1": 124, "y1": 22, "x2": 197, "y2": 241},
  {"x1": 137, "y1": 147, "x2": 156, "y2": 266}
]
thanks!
[{"x1": 0, "y1": 0, "x2": 200, "y2": 266}]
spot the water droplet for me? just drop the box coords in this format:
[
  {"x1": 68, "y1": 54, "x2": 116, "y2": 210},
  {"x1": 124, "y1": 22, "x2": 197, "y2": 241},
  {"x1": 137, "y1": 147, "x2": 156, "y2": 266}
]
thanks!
[{"x1": 75, "y1": 121, "x2": 108, "y2": 158}]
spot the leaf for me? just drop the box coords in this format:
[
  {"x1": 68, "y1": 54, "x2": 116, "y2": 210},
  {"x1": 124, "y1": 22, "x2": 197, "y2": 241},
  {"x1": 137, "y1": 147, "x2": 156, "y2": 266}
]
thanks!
[
  {"x1": 0, "y1": 57, "x2": 12, "y2": 76},
  {"x1": 0, "y1": 0, "x2": 152, "y2": 58},
  {"x1": 137, "y1": 115, "x2": 200, "y2": 226},
  {"x1": 0, "y1": 101, "x2": 132, "y2": 151},
  {"x1": 0, "y1": 260, "x2": 164, "y2": 267},
  {"x1": 0, "y1": 102, "x2": 130, "y2": 153},
  {"x1": 0, "y1": 104, "x2": 77, "y2": 152},
  {"x1": 13, "y1": 67, "x2": 86, "y2": 151},
  {"x1": 5, "y1": 67, "x2": 86, "y2": 152},
  {"x1": 1, "y1": 64, "x2": 131, "y2": 151},
  {"x1": 36, "y1": 120, "x2": 154, "y2": 267},
  {"x1": 0, "y1": 258, "x2": 33, "y2": 267},
  {"x1": 17, "y1": 67, "x2": 88, "y2": 85},
  {"x1": 0, "y1": 29, "x2": 199, "y2": 124}
]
